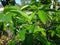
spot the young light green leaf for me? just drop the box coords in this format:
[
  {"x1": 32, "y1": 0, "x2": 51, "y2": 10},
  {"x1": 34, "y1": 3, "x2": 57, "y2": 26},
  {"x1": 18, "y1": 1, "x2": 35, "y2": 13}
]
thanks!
[{"x1": 21, "y1": 5, "x2": 29, "y2": 10}]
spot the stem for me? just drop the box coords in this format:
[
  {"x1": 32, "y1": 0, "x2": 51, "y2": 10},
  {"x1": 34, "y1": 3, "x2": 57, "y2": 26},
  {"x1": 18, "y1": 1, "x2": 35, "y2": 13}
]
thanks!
[{"x1": 55, "y1": 0, "x2": 58, "y2": 10}]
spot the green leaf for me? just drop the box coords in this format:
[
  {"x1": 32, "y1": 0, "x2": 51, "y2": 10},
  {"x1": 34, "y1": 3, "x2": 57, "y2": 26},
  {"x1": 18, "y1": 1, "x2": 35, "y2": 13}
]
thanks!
[
  {"x1": 21, "y1": 5, "x2": 29, "y2": 10},
  {"x1": 35, "y1": 33, "x2": 49, "y2": 45},
  {"x1": 9, "y1": 24, "x2": 15, "y2": 31},
  {"x1": 34, "y1": 26, "x2": 46, "y2": 36},
  {"x1": 48, "y1": 15, "x2": 53, "y2": 20},
  {"x1": 56, "y1": 34, "x2": 60, "y2": 38},
  {"x1": 19, "y1": 28, "x2": 26, "y2": 41},
  {"x1": 10, "y1": 10, "x2": 29, "y2": 22},
  {"x1": 25, "y1": 24, "x2": 35, "y2": 33},
  {"x1": 38, "y1": 10, "x2": 47, "y2": 24},
  {"x1": 4, "y1": 13, "x2": 12, "y2": 23},
  {"x1": 30, "y1": 5, "x2": 37, "y2": 10},
  {"x1": 0, "y1": 13, "x2": 12, "y2": 23},
  {"x1": 48, "y1": 30, "x2": 55, "y2": 37},
  {"x1": 29, "y1": 12, "x2": 36, "y2": 22},
  {"x1": 0, "y1": 13, "x2": 4, "y2": 22},
  {"x1": 8, "y1": 40, "x2": 16, "y2": 45},
  {"x1": 4, "y1": 6, "x2": 17, "y2": 13}
]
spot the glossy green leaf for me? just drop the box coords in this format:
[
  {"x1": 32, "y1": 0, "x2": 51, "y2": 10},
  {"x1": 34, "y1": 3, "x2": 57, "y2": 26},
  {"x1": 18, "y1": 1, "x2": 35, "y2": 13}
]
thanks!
[{"x1": 38, "y1": 10, "x2": 47, "y2": 24}]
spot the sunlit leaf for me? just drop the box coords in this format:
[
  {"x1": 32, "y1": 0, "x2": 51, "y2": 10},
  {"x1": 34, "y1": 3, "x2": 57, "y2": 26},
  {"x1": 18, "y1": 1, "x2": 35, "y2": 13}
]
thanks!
[
  {"x1": 38, "y1": 10, "x2": 47, "y2": 24},
  {"x1": 21, "y1": 5, "x2": 29, "y2": 10}
]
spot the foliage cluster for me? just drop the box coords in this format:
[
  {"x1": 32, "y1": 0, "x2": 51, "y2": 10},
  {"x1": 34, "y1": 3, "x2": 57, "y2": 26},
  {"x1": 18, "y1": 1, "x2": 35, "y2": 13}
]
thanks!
[{"x1": 0, "y1": 0, "x2": 60, "y2": 45}]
